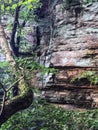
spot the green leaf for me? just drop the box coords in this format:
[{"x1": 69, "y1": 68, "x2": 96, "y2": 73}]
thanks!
[
  {"x1": 0, "y1": 61, "x2": 9, "y2": 68},
  {"x1": 11, "y1": 4, "x2": 17, "y2": 9}
]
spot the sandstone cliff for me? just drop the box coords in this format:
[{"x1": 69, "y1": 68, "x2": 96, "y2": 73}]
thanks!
[{"x1": 35, "y1": 0, "x2": 98, "y2": 109}]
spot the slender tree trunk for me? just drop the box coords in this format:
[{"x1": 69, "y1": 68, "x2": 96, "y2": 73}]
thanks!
[
  {"x1": 0, "y1": 24, "x2": 15, "y2": 64},
  {"x1": 10, "y1": 6, "x2": 20, "y2": 57}
]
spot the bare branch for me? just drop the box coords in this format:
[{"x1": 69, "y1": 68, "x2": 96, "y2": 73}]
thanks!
[
  {"x1": 7, "y1": 76, "x2": 24, "y2": 92},
  {"x1": 0, "y1": 92, "x2": 6, "y2": 116},
  {"x1": 0, "y1": 82, "x2": 6, "y2": 92}
]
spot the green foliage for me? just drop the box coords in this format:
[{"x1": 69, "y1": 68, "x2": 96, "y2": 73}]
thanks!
[
  {"x1": 0, "y1": 61, "x2": 11, "y2": 87},
  {"x1": 0, "y1": 61, "x2": 9, "y2": 68},
  {"x1": 15, "y1": 57, "x2": 57, "y2": 80},
  {"x1": 1, "y1": 97, "x2": 98, "y2": 130},
  {"x1": 0, "y1": 0, "x2": 40, "y2": 12},
  {"x1": 0, "y1": 0, "x2": 41, "y2": 56},
  {"x1": 71, "y1": 71, "x2": 98, "y2": 85}
]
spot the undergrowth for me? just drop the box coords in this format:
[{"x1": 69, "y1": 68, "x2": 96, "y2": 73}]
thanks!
[{"x1": 1, "y1": 98, "x2": 98, "y2": 130}]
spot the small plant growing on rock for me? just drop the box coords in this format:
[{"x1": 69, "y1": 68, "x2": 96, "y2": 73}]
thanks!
[{"x1": 71, "y1": 71, "x2": 98, "y2": 85}]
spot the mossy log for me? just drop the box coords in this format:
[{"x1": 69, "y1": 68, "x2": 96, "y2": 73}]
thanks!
[{"x1": 0, "y1": 79, "x2": 33, "y2": 126}]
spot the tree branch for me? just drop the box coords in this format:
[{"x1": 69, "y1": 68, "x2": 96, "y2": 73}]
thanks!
[
  {"x1": 0, "y1": 92, "x2": 6, "y2": 116},
  {"x1": 10, "y1": 6, "x2": 21, "y2": 57},
  {"x1": 0, "y1": 82, "x2": 6, "y2": 92},
  {"x1": 7, "y1": 76, "x2": 24, "y2": 92}
]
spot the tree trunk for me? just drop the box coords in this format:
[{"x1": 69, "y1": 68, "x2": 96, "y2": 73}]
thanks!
[{"x1": 0, "y1": 24, "x2": 33, "y2": 126}]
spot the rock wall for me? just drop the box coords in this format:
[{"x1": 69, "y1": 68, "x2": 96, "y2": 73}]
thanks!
[{"x1": 36, "y1": 1, "x2": 98, "y2": 108}]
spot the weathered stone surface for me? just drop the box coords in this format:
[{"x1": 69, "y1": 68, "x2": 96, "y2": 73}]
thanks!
[{"x1": 37, "y1": 1, "x2": 98, "y2": 109}]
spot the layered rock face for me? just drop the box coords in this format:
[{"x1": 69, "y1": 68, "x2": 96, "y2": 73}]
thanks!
[{"x1": 36, "y1": 1, "x2": 98, "y2": 108}]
